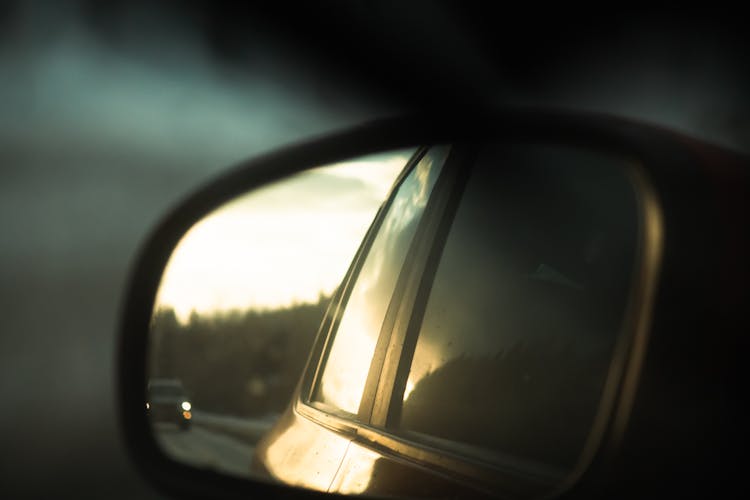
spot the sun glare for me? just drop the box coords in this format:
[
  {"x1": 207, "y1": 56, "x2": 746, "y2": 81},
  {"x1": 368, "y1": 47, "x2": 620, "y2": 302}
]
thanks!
[{"x1": 154, "y1": 149, "x2": 414, "y2": 322}]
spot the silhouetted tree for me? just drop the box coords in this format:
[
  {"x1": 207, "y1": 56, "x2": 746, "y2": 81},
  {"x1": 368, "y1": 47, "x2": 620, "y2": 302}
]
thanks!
[{"x1": 149, "y1": 295, "x2": 330, "y2": 417}]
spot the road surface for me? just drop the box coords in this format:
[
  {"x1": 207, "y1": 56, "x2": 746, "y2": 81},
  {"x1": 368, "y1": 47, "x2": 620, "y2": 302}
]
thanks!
[{"x1": 154, "y1": 422, "x2": 260, "y2": 479}]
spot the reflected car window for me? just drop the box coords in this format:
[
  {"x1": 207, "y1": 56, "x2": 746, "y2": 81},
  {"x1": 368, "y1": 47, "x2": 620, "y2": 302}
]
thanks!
[
  {"x1": 313, "y1": 146, "x2": 449, "y2": 414},
  {"x1": 396, "y1": 144, "x2": 639, "y2": 469}
]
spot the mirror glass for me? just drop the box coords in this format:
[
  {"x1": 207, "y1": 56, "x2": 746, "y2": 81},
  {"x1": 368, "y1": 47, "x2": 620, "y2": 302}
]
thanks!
[
  {"x1": 147, "y1": 149, "x2": 414, "y2": 478},
  {"x1": 146, "y1": 142, "x2": 647, "y2": 498}
]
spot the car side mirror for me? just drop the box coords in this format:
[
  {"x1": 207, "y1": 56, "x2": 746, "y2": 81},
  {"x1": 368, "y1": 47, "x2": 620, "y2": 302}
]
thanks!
[{"x1": 118, "y1": 111, "x2": 671, "y2": 499}]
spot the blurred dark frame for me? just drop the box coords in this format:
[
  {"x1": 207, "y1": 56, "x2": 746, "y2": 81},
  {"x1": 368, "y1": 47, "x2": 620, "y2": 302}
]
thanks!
[{"x1": 117, "y1": 108, "x2": 749, "y2": 499}]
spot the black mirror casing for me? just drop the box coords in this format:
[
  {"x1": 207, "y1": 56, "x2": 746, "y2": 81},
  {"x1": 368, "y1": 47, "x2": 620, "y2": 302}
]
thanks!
[{"x1": 117, "y1": 109, "x2": 748, "y2": 499}]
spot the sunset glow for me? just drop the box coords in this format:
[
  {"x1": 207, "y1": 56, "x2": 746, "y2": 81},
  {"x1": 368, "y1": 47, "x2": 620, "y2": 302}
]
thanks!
[{"x1": 154, "y1": 149, "x2": 415, "y2": 322}]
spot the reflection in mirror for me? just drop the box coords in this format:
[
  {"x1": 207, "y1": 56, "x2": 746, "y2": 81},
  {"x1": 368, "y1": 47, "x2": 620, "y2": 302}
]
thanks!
[
  {"x1": 396, "y1": 145, "x2": 639, "y2": 473},
  {"x1": 147, "y1": 149, "x2": 414, "y2": 479},
  {"x1": 313, "y1": 146, "x2": 449, "y2": 414},
  {"x1": 144, "y1": 141, "x2": 650, "y2": 499}
]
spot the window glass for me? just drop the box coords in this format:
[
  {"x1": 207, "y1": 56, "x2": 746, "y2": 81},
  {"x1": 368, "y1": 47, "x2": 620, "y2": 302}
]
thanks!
[
  {"x1": 314, "y1": 146, "x2": 449, "y2": 414},
  {"x1": 397, "y1": 144, "x2": 638, "y2": 469}
]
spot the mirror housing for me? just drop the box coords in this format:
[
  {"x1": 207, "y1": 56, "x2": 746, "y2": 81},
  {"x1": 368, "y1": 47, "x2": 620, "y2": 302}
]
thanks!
[{"x1": 117, "y1": 109, "x2": 748, "y2": 499}]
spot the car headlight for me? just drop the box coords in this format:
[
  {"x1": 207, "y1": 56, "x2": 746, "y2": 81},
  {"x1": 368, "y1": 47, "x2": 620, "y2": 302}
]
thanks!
[{"x1": 181, "y1": 401, "x2": 191, "y2": 411}]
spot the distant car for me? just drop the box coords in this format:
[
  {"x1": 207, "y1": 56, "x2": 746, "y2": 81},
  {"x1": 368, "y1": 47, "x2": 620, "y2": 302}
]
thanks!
[{"x1": 146, "y1": 378, "x2": 192, "y2": 431}]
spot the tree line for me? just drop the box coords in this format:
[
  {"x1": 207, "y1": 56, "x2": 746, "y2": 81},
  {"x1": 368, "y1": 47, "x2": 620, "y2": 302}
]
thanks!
[{"x1": 149, "y1": 295, "x2": 330, "y2": 417}]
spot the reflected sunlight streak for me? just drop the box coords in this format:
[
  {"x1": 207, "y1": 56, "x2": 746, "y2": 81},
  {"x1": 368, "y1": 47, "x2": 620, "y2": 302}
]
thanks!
[
  {"x1": 264, "y1": 416, "x2": 352, "y2": 492},
  {"x1": 403, "y1": 379, "x2": 417, "y2": 401},
  {"x1": 316, "y1": 296, "x2": 378, "y2": 412}
]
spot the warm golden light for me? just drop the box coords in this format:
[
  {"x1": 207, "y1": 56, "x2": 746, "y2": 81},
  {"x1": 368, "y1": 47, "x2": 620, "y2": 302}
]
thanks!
[
  {"x1": 315, "y1": 301, "x2": 378, "y2": 412},
  {"x1": 314, "y1": 146, "x2": 448, "y2": 414},
  {"x1": 153, "y1": 149, "x2": 414, "y2": 322},
  {"x1": 328, "y1": 443, "x2": 379, "y2": 494},
  {"x1": 403, "y1": 338, "x2": 443, "y2": 402},
  {"x1": 263, "y1": 413, "x2": 352, "y2": 492},
  {"x1": 403, "y1": 379, "x2": 416, "y2": 401},
  {"x1": 182, "y1": 411, "x2": 192, "y2": 420}
]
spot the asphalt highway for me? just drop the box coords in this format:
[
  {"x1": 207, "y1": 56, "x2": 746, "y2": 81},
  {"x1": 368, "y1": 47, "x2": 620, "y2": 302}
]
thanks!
[{"x1": 154, "y1": 422, "x2": 258, "y2": 479}]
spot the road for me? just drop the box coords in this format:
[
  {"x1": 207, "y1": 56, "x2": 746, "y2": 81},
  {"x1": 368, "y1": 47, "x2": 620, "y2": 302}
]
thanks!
[{"x1": 153, "y1": 422, "x2": 259, "y2": 479}]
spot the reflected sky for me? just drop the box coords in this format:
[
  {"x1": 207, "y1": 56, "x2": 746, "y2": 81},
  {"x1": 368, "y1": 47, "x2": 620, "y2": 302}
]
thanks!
[{"x1": 154, "y1": 150, "x2": 413, "y2": 322}]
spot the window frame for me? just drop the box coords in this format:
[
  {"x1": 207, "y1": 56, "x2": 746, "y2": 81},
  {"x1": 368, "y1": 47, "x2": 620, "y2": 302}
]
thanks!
[
  {"x1": 299, "y1": 145, "x2": 454, "y2": 421},
  {"x1": 384, "y1": 143, "x2": 647, "y2": 473},
  {"x1": 294, "y1": 140, "x2": 661, "y2": 496}
]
